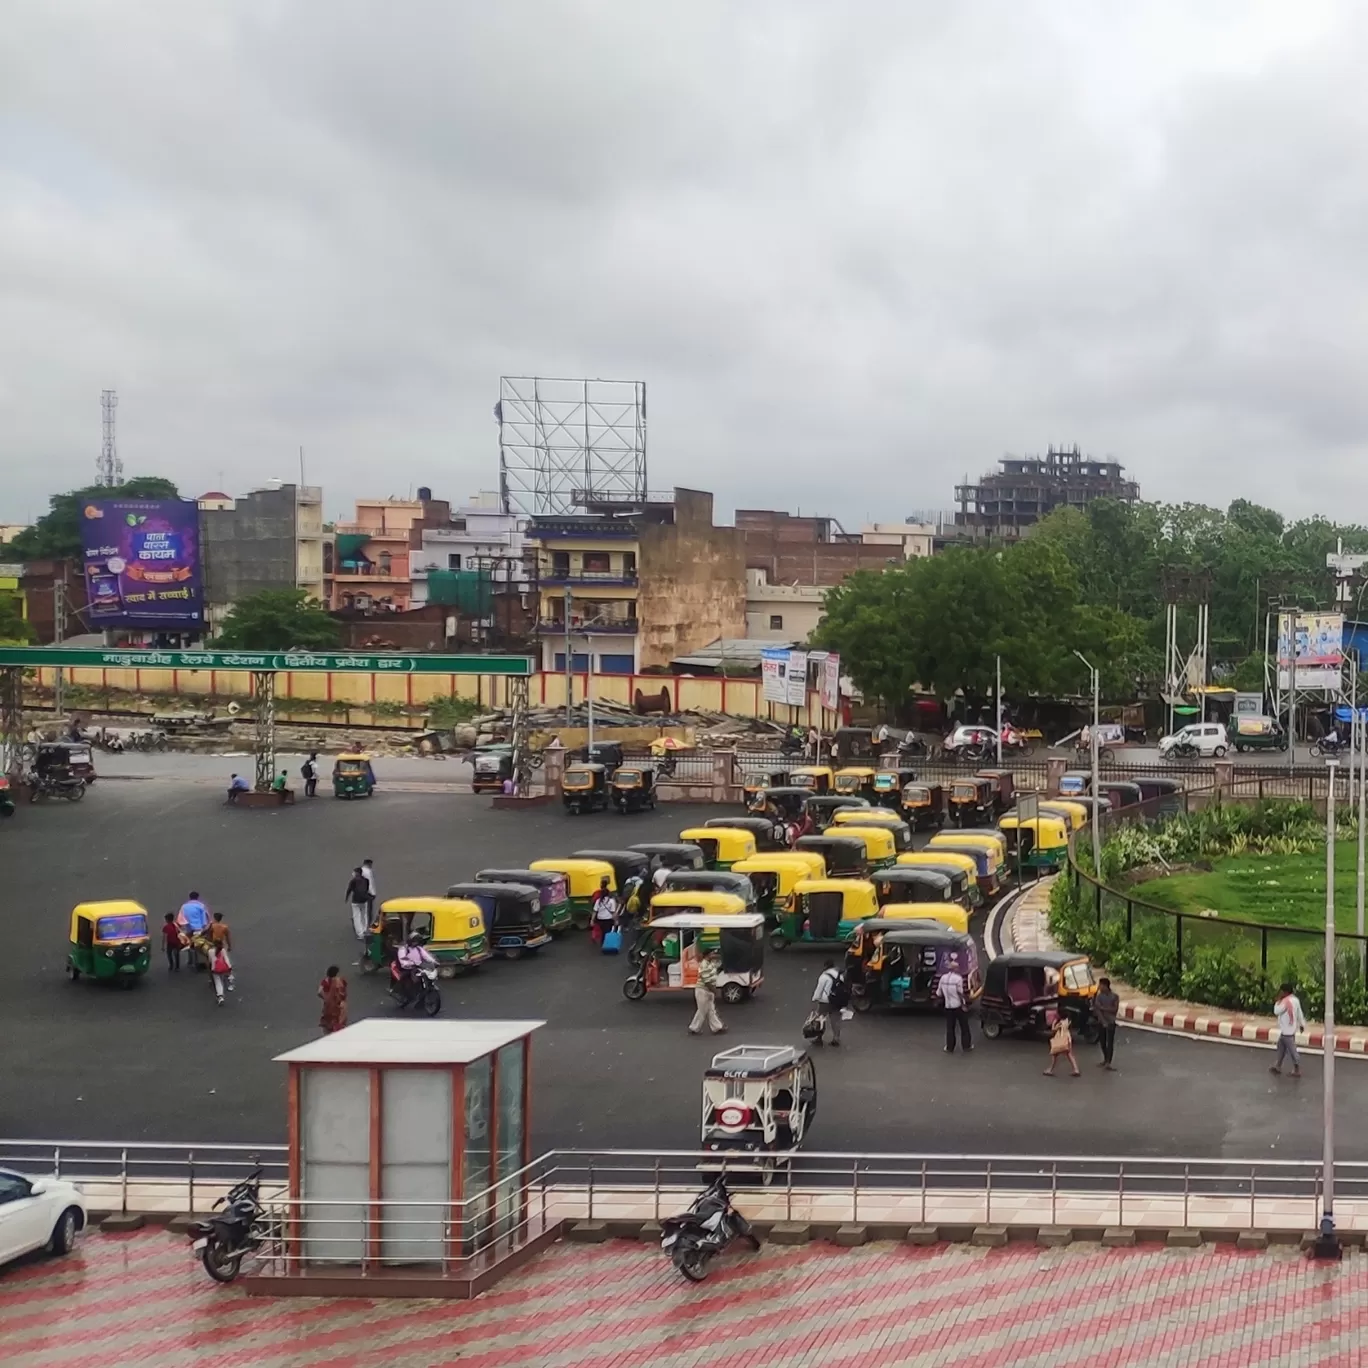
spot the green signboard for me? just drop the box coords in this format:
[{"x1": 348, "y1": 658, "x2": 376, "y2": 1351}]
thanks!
[{"x1": 0, "y1": 647, "x2": 534, "y2": 676}]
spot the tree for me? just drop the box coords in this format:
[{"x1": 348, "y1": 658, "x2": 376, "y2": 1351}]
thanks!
[
  {"x1": 0, "y1": 594, "x2": 34, "y2": 645},
  {"x1": 215, "y1": 589, "x2": 341, "y2": 651},
  {"x1": 10, "y1": 478, "x2": 181, "y2": 562},
  {"x1": 1231, "y1": 654, "x2": 1268, "y2": 693}
]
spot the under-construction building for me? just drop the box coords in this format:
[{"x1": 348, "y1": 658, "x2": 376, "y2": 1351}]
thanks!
[{"x1": 955, "y1": 445, "x2": 1139, "y2": 538}]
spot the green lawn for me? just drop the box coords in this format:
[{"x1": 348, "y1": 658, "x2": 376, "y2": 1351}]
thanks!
[{"x1": 1132, "y1": 842, "x2": 1368, "y2": 934}]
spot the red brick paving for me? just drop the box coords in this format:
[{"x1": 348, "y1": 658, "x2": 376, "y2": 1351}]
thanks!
[{"x1": 4, "y1": 1229, "x2": 1368, "y2": 1366}]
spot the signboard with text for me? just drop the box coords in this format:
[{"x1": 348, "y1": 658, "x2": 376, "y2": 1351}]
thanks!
[
  {"x1": 0, "y1": 647, "x2": 534, "y2": 675},
  {"x1": 1277, "y1": 612, "x2": 1344, "y2": 692},
  {"x1": 761, "y1": 646, "x2": 789, "y2": 704},
  {"x1": 80, "y1": 498, "x2": 203, "y2": 627},
  {"x1": 785, "y1": 649, "x2": 808, "y2": 706},
  {"x1": 819, "y1": 653, "x2": 840, "y2": 711}
]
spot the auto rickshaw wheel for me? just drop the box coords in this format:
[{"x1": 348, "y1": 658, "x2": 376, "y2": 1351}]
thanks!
[
  {"x1": 980, "y1": 1020, "x2": 1002, "y2": 1040},
  {"x1": 851, "y1": 994, "x2": 872, "y2": 1014},
  {"x1": 66, "y1": 964, "x2": 79, "y2": 982},
  {"x1": 119, "y1": 974, "x2": 135, "y2": 989},
  {"x1": 622, "y1": 976, "x2": 647, "y2": 1001},
  {"x1": 719, "y1": 982, "x2": 747, "y2": 1005},
  {"x1": 769, "y1": 933, "x2": 788, "y2": 951},
  {"x1": 499, "y1": 946, "x2": 524, "y2": 961},
  {"x1": 360, "y1": 957, "x2": 378, "y2": 975}
]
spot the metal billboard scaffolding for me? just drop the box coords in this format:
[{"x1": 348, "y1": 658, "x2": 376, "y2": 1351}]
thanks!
[{"x1": 497, "y1": 377, "x2": 647, "y2": 515}]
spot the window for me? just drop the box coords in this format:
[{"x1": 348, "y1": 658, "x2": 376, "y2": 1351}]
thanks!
[
  {"x1": 0, "y1": 1174, "x2": 30, "y2": 1204},
  {"x1": 551, "y1": 552, "x2": 570, "y2": 576},
  {"x1": 623, "y1": 551, "x2": 637, "y2": 577},
  {"x1": 378, "y1": 550, "x2": 392, "y2": 574},
  {"x1": 447, "y1": 554, "x2": 462, "y2": 569},
  {"x1": 769, "y1": 615, "x2": 783, "y2": 630},
  {"x1": 582, "y1": 551, "x2": 611, "y2": 574}
]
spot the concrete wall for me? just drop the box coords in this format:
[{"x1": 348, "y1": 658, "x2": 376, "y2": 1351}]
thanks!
[
  {"x1": 636, "y1": 489, "x2": 745, "y2": 669},
  {"x1": 201, "y1": 487, "x2": 299, "y2": 619},
  {"x1": 737, "y1": 508, "x2": 904, "y2": 585}
]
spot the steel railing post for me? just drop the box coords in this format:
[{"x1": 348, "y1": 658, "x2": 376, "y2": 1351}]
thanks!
[
  {"x1": 188, "y1": 1152, "x2": 195, "y2": 1214},
  {"x1": 1051, "y1": 1161, "x2": 1057, "y2": 1225},
  {"x1": 120, "y1": 1148, "x2": 128, "y2": 1214},
  {"x1": 1118, "y1": 1162, "x2": 1124, "y2": 1227},
  {"x1": 921, "y1": 1160, "x2": 927, "y2": 1225},
  {"x1": 1183, "y1": 1165, "x2": 1190, "y2": 1227},
  {"x1": 985, "y1": 1160, "x2": 992, "y2": 1225},
  {"x1": 653, "y1": 1158, "x2": 661, "y2": 1223},
  {"x1": 587, "y1": 1160, "x2": 594, "y2": 1221}
]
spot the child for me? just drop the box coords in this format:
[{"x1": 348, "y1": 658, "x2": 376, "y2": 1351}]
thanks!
[
  {"x1": 210, "y1": 944, "x2": 232, "y2": 1005},
  {"x1": 1043, "y1": 1012, "x2": 1080, "y2": 1078},
  {"x1": 161, "y1": 912, "x2": 184, "y2": 971}
]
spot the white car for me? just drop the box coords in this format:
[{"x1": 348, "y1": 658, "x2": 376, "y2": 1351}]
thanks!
[
  {"x1": 0, "y1": 1169, "x2": 86, "y2": 1268},
  {"x1": 1158, "y1": 722, "x2": 1228, "y2": 759}
]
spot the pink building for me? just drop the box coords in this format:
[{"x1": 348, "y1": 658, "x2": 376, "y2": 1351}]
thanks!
[{"x1": 327, "y1": 490, "x2": 449, "y2": 612}]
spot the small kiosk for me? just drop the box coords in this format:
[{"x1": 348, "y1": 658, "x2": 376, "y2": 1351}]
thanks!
[{"x1": 261, "y1": 1018, "x2": 543, "y2": 1296}]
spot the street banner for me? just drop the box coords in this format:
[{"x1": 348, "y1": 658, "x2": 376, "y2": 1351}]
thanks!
[
  {"x1": 820, "y1": 652, "x2": 840, "y2": 711},
  {"x1": 1277, "y1": 612, "x2": 1343, "y2": 692},
  {"x1": 80, "y1": 498, "x2": 203, "y2": 627},
  {"x1": 1234, "y1": 691, "x2": 1265, "y2": 717},
  {"x1": 786, "y1": 649, "x2": 808, "y2": 706},
  {"x1": 761, "y1": 646, "x2": 789, "y2": 703}
]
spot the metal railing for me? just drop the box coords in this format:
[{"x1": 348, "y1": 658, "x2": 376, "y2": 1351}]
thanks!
[{"x1": 5, "y1": 1140, "x2": 1368, "y2": 1237}]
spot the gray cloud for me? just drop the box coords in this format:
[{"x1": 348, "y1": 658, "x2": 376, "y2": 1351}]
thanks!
[{"x1": 1, "y1": 0, "x2": 1364, "y2": 524}]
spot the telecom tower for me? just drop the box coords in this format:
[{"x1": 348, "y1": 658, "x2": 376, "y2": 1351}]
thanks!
[
  {"x1": 496, "y1": 377, "x2": 647, "y2": 515},
  {"x1": 97, "y1": 389, "x2": 122, "y2": 487}
]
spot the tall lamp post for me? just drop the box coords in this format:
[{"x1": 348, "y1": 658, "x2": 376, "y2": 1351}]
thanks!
[
  {"x1": 995, "y1": 654, "x2": 1003, "y2": 766},
  {"x1": 1074, "y1": 650, "x2": 1101, "y2": 875},
  {"x1": 1314, "y1": 760, "x2": 1342, "y2": 1260}
]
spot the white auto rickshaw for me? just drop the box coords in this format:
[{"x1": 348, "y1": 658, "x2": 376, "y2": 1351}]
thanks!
[
  {"x1": 622, "y1": 912, "x2": 765, "y2": 1004},
  {"x1": 701, "y1": 1043, "x2": 817, "y2": 1183}
]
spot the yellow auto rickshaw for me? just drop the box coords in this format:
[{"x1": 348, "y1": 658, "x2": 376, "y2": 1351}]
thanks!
[
  {"x1": 528, "y1": 857, "x2": 617, "y2": 928},
  {"x1": 364, "y1": 896, "x2": 491, "y2": 977},
  {"x1": 896, "y1": 850, "x2": 982, "y2": 906},
  {"x1": 332, "y1": 752, "x2": 376, "y2": 799},
  {"x1": 771, "y1": 878, "x2": 880, "y2": 949},
  {"x1": 928, "y1": 832, "x2": 1008, "y2": 897},
  {"x1": 789, "y1": 766, "x2": 834, "y2": 794},
  {"x1": 833, "y1": 767, "x2": 879, "y2": 800},
  {"x1": 733, "y1": 853, "x2": 825, "y2": 921},
  {"x1": 829, "y1": 807, "x2": 915, "y2": 852},
  {"x1": 678, "y1": 827, "x2": 758, "y2": 870},
  {"x1": 825, "y1": 825, "x2": 898, "y2": 870},
  {"x1": 67, "y1": 901, "x2": 151, "y2": 985},
  {"x1": 872, "y1": 902, "x2": 971, "y2": 934},
  {"x1": 999, "y1": 813, "x2": 1071, "y2": 870},
  {"x1": 1039, "y1": 800, "x2": 1090, "y2": 833}
]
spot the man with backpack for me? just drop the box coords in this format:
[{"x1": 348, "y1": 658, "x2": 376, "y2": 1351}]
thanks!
[
  {"x1": 809, "y1": 959, "x2": 849, "y2": 1046},
  {"x1": 301, "y1": 752, "x2": 319, "y2": 797}
]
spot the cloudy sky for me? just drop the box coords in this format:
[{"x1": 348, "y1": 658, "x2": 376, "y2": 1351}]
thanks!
[{"x1": 3, "y1": 0, "x2": 1365, "y2": 526}]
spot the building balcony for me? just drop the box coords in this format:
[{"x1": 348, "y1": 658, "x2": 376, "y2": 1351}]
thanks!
[
  {"x1": 539, "y1": 616, "x2": 639, "y2": 635},
  {"x1": 334, "y1": 523, "x2": 413, "y2": 539},
  {"x1": 328, "y1": 565, "x2": 409, "y2": 582},
  {"x1": 538, "y1": 569, "x2": 638, "y2": 587}
]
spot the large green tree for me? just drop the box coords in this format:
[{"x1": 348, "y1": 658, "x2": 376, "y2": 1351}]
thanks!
[
  {"x1": 0, "y1": 594, "x2": 35, "y2": 645},
  {"x1": 9, "y1": 477, "x2": 181, "y2": 561},
  {"x1": 215, "y1": 589, "x2": 341, "y2": 651}
]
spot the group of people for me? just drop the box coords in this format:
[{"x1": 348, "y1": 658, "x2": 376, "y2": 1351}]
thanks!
[
  {"x1": 226, "y1": 753, "x2": 322, "y2": 802},
  {"x1": 159, "y1": 891, "x2": 235, "y2": 1004}
]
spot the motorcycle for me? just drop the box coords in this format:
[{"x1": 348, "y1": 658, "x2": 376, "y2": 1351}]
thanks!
[
  {"x1": 26, "y1": 772, "x2": 86, "y2": 803},
  {"x1": 660, "y1": 1175, "x2": 760, "y2": 1282},
  {"x1": 1311, "y1": 737, "x2": 1347, "y2": 759},
  {"x1": 188, "y1": 1169, "x2": 271, "y2": 1283},
  {"x1": 1166, "y1": 738, "x2": 1200, "y2": 762},
  {"x1": 389, "y1": 961, "x2": 442, "y2": 1016}
]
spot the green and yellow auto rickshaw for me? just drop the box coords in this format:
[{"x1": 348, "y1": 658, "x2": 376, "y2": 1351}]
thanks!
[
  {"x1": 332, "y1": 752, "x2": 376, "y2": 799},
  {"x1": 999, "y1": 813, "x2": 1071, "y2": 871},
  {"x1": 770, "y1": 877, "x2": 880, "y2": 950},
  {"x1": 896, "y1": 850, "x2": 982, "y2": 907},
  {"x1": 67, "y1": 901, "x2": 151, "y2": 985},
  {"x1": 833, "y1": 767, "x2": 880, "y2": 801},
  {"x1": 824, "y1": 824, "x2": 898, "y2": 870},
  {"x1": 677, "y1": 827, "x2": 758, "y2": 870},
  {"x1": 927, "y1": 832, "x2": 1008, "y2": 899},
  {"x1": 829, "y1": 807, "x2": 915, "y2": 853},
  {"x1": 475, "y1": 868, "x2": 573, "y2": 934},
  {"x1": 528, "y1": 857, "x2": 616, "y2": 928},
  {"x1": 363, "y1": 896, "x2": 490, "y2": 977},
  {"x1": 732, "y1": 853, "x2": 825, "y2": 921}
]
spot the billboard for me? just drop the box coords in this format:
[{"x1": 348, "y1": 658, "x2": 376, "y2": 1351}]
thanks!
[
  {"x1": 819, "y1": 652, "x2": 841, "y2": 711},
  {"x1": 1277, "y1": 612, "x2": 1343, "y2": 693},
  {"x1": 786, "y1": 649, "x2": 808, "y2": 706},
  {"x1": 80, "y1": 499, "x2": 203, "y2": 627},
  {"x1": 761, "y1": 646, "x2": 789, "y2": 703}
]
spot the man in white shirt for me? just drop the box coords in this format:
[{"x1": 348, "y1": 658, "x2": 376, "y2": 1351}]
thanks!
[
  {"x1": 936, "y1": 958, "x2": 972, "y2": 1054},
  {"x1": 652, "y1": 863, "x2": 670, "y2": 893},
  {"x1": 811, "y1": 959, "x2": 845, "y2": 1045},
  {"x1": 1270, "y1": 982, "x2": 1306, "y2": 1078}
]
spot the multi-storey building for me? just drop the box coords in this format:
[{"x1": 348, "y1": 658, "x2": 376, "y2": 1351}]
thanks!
[{"x1": 955, "y1": 445, "x2": 1139, "y2": 538}]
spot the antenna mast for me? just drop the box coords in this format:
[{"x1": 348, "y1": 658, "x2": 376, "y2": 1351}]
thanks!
[{"x1": 98, "y1": 389, "x2": 122, "y2": 487}]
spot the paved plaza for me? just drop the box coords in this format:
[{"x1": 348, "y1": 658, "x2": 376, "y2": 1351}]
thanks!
[{"x1": 5, "y1": 1229, "x2": 1368, "y2": 1367}]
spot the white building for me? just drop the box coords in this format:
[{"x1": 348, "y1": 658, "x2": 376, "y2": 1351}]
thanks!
[
  {"x1": 861, "y1": 521, "x2": 935, "y2": 559},
  {"x1": 409, "y1": 492, "x2": 528, "y2": 606},
  {"x1": 744, "y1": 568, "x2": 827, "y2": 642}
]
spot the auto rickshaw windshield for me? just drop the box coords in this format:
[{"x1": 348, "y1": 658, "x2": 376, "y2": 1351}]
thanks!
[{"x1": 96, "y1": 913, "x2": 148, "y2": 940}]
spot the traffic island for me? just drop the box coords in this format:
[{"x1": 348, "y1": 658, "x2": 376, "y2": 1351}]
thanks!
[{"x1": 229, "y1": 790, "x2": 295, "y2": 809}]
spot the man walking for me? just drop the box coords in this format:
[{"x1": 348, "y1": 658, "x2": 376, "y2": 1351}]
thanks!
[
  {"x1": 811, "y1": 959, "x2": 846, "y2": 1047},
  {"x1": 688, "y1": 949, "x2": 727, "y2": 1036},
  {"x1": 1095, "y1": 976, "x2": 1120, "y2": 1070},
  {"x1": 302, "y1": 752, "x2": 319, "y2": 798},
  {"x1": 1271, "y1": 982, "x2": 1306, "y2": 1078},
  {"x1": 936, "y1": 957, "x2": 972, "y2": 1053},
  {"x1": 345, "y1": 866, "x2": 372, "y2": 942},
  {"x1": 361, "y1": 858, "x2": 377, "y2": 921}
]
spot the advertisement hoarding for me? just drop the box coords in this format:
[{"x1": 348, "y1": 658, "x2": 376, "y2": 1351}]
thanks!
[
  {"x1": 80, "y1": 499, "x2": 203, "y2": 627},
  {"x1": 761, "y1": 646, "x2": 788, "y2": 704},
  {"x1": 1276, "y1": 612, "x2": 1344, "y2": 692},
  {"x1": 819, "y1": 652, "x2": 841, "y2": 711},
  {"x1": 786, "y1": 649, "x2": 808, "y2": 706},
  {"x1": 1234, "y1": 691, "x2": 1265, "y2": 717}
]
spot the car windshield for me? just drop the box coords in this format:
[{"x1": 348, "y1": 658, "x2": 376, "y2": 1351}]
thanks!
[{"x1": 96, "y1": 914, "x2": 147, "y2": 940}]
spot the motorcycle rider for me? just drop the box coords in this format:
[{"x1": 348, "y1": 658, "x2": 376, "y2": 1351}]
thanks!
[{"x1": 395, "y1": 932, "x2": 437, "y2": 1005}]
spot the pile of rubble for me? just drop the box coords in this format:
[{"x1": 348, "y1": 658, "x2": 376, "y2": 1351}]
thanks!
[{"x1": 453, "y1": 701, "x2": 795, "y2": 751}]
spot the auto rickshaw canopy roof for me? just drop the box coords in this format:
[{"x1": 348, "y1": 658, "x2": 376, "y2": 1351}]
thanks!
[
  {"x1": 873, "y1": 902, "x2": 970, "y2": 934},
  {"x1": 648, "y1": 890, "x2": 750, "y2": 917},
  {"x1": 999, "y1": 814, "x2": 1070, "y2": 845},
  {"x1": 677, "y1": 828, "x2": 758, "y2": 861},
  {"x1": 791, "y1": 878, "x2": 880, "y2": 918},
  {"x1": 733, "y1": 852, "x2": 826, "y2": 877},
  {"x1": 861, "y1": 917, "x2": 974, "y2": 948},
  {"x1": 336, "y1": 752, "x2": 372, "y2": 764},
  {"x1": 1037, "y1": 800, "x2": 1090, "y2": 830},
  {"x1": 380, "y1": 896, "x2": 485, "y2": 940},
  {"x1": 529, "y1": 857, "x2": 617, "y2": 891},
  {"x1": 897, "y1": 850, "x2": 978, "y2": 878},
  {"x1": 71, "y1": 900, "x2": 150, "y2": 941},
  {"x1": 831, "y1": 808, "x2": 906, "y2": 829},
  {"x1": 930, "y1": 831, "x2": 1005, "y2": 857},
  {"x1": 647, "y1": 910, "x2": 765, "y2": 931},
  {"x1": 825, "y1": 825, "x2": 897, "y2": 860},
  {"x1": 790, "y1": 767, "x2": 834, "y2": 785}
]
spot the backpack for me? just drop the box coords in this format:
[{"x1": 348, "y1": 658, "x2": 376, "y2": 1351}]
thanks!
[{"x1": 827, "y1": 974, "x2": 850, "y2": 1010}]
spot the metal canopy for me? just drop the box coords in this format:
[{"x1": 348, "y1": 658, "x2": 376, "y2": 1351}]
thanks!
[{"x1": 0, "y1": 647, "x2": 534, "y2": 675}]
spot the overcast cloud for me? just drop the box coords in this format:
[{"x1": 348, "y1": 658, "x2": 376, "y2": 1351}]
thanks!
[{"x1": 2, "y1": 0, "x2": 1366, "y2": 525}]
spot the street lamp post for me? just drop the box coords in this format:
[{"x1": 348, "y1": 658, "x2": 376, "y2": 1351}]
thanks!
[
  {"x1": 1314, "y1": 760, "x2": 1342, "y2": 1260},
  {"x1": 1074, "y1": 651, "x2": 1101, "y2": 875},
  {"x1": 995, "y1": 654, "x2": 1003, "y2": 766}
]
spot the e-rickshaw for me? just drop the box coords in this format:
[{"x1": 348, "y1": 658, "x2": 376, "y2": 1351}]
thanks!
[
  {"x1": 332, "y1": 752, "x2": 376, "y2": 799},
  {"x1": 896, "y1": 851, "x2": 981, "y2": 906},
  {"x1": 611, "y1": 764, "x2": 658, "y2": 813},
  {"x1": 872, "y1": 866, "x2": 956, "y2": 908},
  {"x1": 659, "y1": 871, "x2": 758, "y2": 914},
  {"x1": 794, "y1": 834, "x2": 868, "y2": 879},
  {"x1": 975, "y1": 769, "x2": 1016, "y2": 815},
  {"x1": 833, "y1": 767, "x2": 880, "y2": 800},
  {"x1": 562, "y1": 763, "x2": 610, "y2": 815},
  {"x1": 871, "y1": 768, "x2": 919, "y2": 810},
  {"x1": 998, "y1": 813, "x2": 1071, "y2": 871},
  {"x1": 1229, "y1": 714, "x2": 1288, "y2": 754},
  {"x1": 444, "y1": 882, "x2": 551, "y2": 959},
  {"x1": 804, "y1": 795, "x2": 871, "y2": 831},
  {"x1": 623, "y1": 911, "x2": 765, "y2": 1004},
  {"x1": 845, "y1": 918, "x2": 980, "y2": 1013},
  {"x1": 824, "y1": 825, "x2": 897, "y2": 871},
  {"x1": 927, "y1": 832, "x2": 1007, "y2": 898},
  {"x1": 900, "y1": 782, "x2": 946, "y2": 832},
  {"x1": 769, "y1": 878, "x2": 880, "y2": 949},
  {"x1": 948, "y1": 776, "x2": 995, "y2": 827},
  {"x1": 732, "y1": 854, "x2": 825, "y2": 921},
  {"x1": 872, "y1": 902, "x2": 971, "y2": 934},
  {"x1": 39, "y1": 740, "x2": 96, "y2": 785},
  {"x1": 702, "y1": 1044, "x2": 817, "y2": 1176},
  {"x1": 789, "y1": 766, "x2": 834, "y2": 794},
  {"x1": 471, "y1": 746, "x2": 514, "y2": 794},
  {"x1": 829, "y1": 808, "x2": 914, "y2": 852},
  {"x1": 749, "y1": 786, "x2": 811, "y2": 821},
  {"x1": 475, "y1": 868, "x2": 573, "y2": 934},
  {"x1": 529, "y1": 857, "x2": 617, "y2": 928},
  {"x1": 705, "y1": 815, "x2": 788, "y2": 853},
  {"x1": 66, "y1": 901, "x2": 150, "y2": 985},
  {"x1": 629, "y1": 842, "x2": 707, "y2": 874},
  {"x1": 978, "y1": 950, "x2": 1100, "y2": 1042},
  {"x1": 365, "y1": 897, "x2": 490, "y2": 976},
  {"x1": 678, "y1": 827, "x2": 758, "y2": 871}
]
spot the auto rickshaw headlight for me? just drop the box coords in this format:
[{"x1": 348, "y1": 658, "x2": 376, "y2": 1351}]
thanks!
[{"x1": 105, "y1": 949, "x2": 114, "y2": 957}]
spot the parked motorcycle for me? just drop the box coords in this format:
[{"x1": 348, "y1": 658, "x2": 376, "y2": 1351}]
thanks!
[
  {"x1": 660, "y1": 1175, "x2": 760, "y2": 1282},
  {"x1": 389, "y1": 962, "x2": 442, "y2": 1016},
  {"x1": 26, "y1": 772, "x2": 86, "y2": 803},
  {"x1": 188, "y1": 1169, "x2": 270, "y2": 1283}
]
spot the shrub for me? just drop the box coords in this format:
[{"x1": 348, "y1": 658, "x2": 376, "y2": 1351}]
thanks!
[{"x1": 1178, "y1": 946, "x2": 1271, "y2": 1014}]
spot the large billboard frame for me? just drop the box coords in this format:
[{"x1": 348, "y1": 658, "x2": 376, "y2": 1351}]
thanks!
[
  {"x1": 1276, "y1": 611, "x2": 1344, "y2": 693},
  {"x1": 80, "y1": 497, "x2": 204, "y2": 629}
]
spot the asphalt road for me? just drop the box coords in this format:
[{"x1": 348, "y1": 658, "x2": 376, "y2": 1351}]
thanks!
[{"x1": 3, "y1": 777, "x2": 1363, "y2": 1162}]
